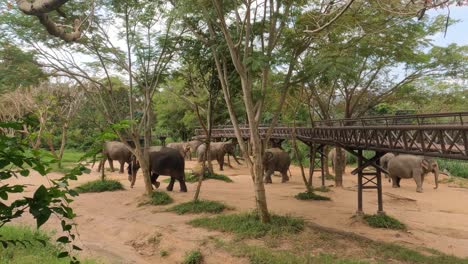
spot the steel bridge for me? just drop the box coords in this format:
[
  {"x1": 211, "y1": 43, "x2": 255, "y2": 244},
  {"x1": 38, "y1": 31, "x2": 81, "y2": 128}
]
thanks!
[{"x1": 194, "y1": 112, "x2": 468, "y2": 214}]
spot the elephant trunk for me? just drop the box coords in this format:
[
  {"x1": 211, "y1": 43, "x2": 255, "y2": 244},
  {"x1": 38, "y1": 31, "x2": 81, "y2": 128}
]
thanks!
[{"x1": 434, "y1": 166, "x2": 439, "y2": 189}]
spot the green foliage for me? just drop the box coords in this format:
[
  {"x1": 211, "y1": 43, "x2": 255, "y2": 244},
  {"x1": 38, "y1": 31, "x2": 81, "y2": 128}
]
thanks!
[
  {"x1": 363, "y1": 214, "x2": 406, "y2": 230},
  {"x1": 146, "y1": 191, "x2": 173, "y2": 206},
  {"x1": 160, "y1": 250, "x2": 169, "y2": 257},
  {"x1": 438, "y1": 159, "x2": 468, "y2": 178},
  {"x1": 0, "y1": 120, "x2": 89, "y2": 263},
  {"x1": 0, "y1": 42, "x2": 47, "y2": 92},
  {"x1": 75, "y1": 180, "x2": 124, "y2": 193},
  {"x1": 0, "y1": 225, "x2": 96, "y2": 264},
  {"x1": 164, "y1": 172, "x2": 233, "y2": 183},
  {"x1": 295, "y1": 191, "x2": 331, "y2": 201},
  {"x1": 168, "y1": 200, "x2": 228, "y2": 215},
  {"x1": 183, "y1": 249, "x2": 203, "y2": 264},
  {"x1": 189, "y1": 212, "x2": 304, "y2": 238}
]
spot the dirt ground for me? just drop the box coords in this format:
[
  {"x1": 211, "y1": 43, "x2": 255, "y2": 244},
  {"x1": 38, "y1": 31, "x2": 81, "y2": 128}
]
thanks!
[{"x1": 9, "y1": 158, "x2": 468, "y2": 263}]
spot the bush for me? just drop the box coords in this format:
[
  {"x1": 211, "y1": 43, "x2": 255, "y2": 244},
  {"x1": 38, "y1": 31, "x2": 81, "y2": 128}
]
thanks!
[
  {"x1": 168, "y1": 200, "x2": 228, "y2": 215},
  {"x1": 0, "y1": 225, "x2": 96, "y2": 264},
  {"x1": 183, "y1": 250, "x2": 203, "y2": 264},
  {"x1": 363, "y1": 214, "x2": 406, "y2": 230},
  {"x1": 75, "y1": 180, "x2": 124, "y2": 193},
  {"x1": 148, "y1": 191, "x2": 173, "y2": 205},
  {"x1": 189, "y1": 211, "x2": 304, "y2": 238},
  {"x1": 438, "y1": 159, "x2": 468, "y2": 178},
  {"x1": 295, "y1": 191, "x2": 331, "y2": 201}
]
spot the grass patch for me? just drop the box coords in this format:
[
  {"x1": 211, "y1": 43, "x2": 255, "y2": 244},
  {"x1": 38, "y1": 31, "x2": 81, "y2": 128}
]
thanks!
[
  {"x1": 189, "y1": 211, "x2": 304, "y2": 238},
  {"x1": 75, "y1": 180, "x2": 124, "y2": 193},
  {"x1": 183, "y1": 249, "x2": 203, "y2": 264},
  {"x1": 214, "y1": 238, "x2": 366, "y2": 264},
  {"x1": 48, "y1": 149, "x2": 87, "y2": 174},
  {"x1": 163, "y1": 172, "x2": 233, "y2": 183},
  {"x1": 363, "y1": 213, "x2": 406, "y2": 230},
  {"x1": 143, "y1": 191, "x2": 173, "y2": 206},
  {"x1": 314, "y1": 186, "x2": 331, "y2": 192},
  {"x1": 168, "y1": 200, "x2": 228, "y2": 215},
  {"x1": 0, "y1": 225, "x2": 96, "y2": 264},
  {"x1": 295, "y1": 191, "x2": 331, "y2": 201},
  {"x1": 438, "y1": 159, "x2": 468, "y2": 178},
  {"x1": 160, "y1": 250, "x2": 169, "y2": 257}
]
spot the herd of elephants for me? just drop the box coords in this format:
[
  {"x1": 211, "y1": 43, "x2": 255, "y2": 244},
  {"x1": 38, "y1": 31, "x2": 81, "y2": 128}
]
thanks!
[{"x1": 96, "y1": 140, "x2": 439, "y2": 193}]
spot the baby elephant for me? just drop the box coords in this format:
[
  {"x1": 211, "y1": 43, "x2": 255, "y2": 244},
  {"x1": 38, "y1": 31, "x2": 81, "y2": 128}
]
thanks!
[
  {"x1": 263, "y1": 148, "x2": 291, "y2": 184},
  {"x1": 387, "y1": 154, "x2": 439, "y2": 193}
]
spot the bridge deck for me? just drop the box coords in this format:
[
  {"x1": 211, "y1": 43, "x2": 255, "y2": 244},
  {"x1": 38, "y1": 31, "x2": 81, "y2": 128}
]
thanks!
[{"x1": 195, "y1": 112, "x2": 468, "y2": 160}]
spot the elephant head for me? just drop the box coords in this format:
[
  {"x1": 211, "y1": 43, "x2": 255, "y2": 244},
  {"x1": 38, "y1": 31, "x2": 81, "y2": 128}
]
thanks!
[
  {"x1": 263, "y1": 151, "x2": 274, "y2": 167},
  {"x1": 222, "y1": 141, "x2": 236, "y2": 155},
  {"x1": 421, "y1": 158, "x2": 439, "y2": 189},
  {"x1": 127, "y1": 155, "x2": 140, "y2": 187}
]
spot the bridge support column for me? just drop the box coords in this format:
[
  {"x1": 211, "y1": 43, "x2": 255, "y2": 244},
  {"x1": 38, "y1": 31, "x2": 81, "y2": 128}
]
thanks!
[
  {"x1": 348, "y1": 149, "x2": 385, "y2": 215},
  {"x1": 306, "y1": 144, "x2": 325, "y2": 187}
]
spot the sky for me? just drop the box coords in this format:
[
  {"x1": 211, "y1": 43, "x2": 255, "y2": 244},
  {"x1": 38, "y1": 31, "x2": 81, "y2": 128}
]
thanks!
[{"x1": 428, "y1": 6, "x2": 468, "y2": 46}]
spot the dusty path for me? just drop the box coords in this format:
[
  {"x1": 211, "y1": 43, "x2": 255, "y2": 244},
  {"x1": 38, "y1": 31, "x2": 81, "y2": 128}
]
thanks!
[{"x1": 9, "y1": 159, "x2": 468, "y2": 263}]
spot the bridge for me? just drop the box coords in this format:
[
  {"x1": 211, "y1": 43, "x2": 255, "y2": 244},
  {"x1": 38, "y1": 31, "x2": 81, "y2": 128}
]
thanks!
[{"x1": 194, "y1": 112, "x2": 468, "y2": 214}]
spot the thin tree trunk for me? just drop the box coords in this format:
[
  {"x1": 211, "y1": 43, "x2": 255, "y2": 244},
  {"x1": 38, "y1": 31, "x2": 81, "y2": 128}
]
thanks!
[{"x1": 335, "y1": 147, "x2": 345, "y2": 187}]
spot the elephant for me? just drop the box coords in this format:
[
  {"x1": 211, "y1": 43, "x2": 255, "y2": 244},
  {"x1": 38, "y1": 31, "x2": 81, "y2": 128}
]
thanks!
[
  {"x1": 97, "y1": 141, "x2": 132, "y2": 174},
  {"x1": 263, "y1": 148, "x2": 291, "y2": 184},
  {"x1": 128, "y1": 147, "x2": 187, "y2": 192},
  {"x1": 328, "y1": 148, "x2": 347, "y2": 173},
  {"x1": 197, "y1": 141, "x2": 240, "y2": 171},
  {"x1": 186, "y1": 140, "x2": 204, "y2": 160},
  {"x1": 166, "y1": 142, "x2": 191, "y2": 160},
  {"x1": 380, "y1": 153, "x2": 396, "y2": 180},
  {"x1": 387, "y1": 154, "x2": 439, "y2": 193}
]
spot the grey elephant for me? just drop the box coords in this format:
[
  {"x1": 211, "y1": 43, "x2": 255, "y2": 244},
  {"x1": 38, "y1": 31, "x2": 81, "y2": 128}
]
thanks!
[
  {"x1": 166, "y1": 142, "x2": 191, "y2": 160},
  {"x1": 263, "y1": 148, "x2": 291, "y2": 184},
  {"x1": 380, "y1": 153, "x2": 396, "y2": 180},
  {"x1": 186, "y1": 140, "x2": 204, "y2": 160},
  {"x1": 128, "y1": 147, "x2": 187, "y2": 192},
  {"x1": 197, "y1": 141, "x2": 240, "y2": 171},
  {"x1": 97, "y1": 141, "x2": 132, "y2": 174},
  {"x1": 387, "y1": 154, "x2": 439, "y2": 193},
  {"x1": 329, "y1": 148, "x2": 347, "y2": 173}
]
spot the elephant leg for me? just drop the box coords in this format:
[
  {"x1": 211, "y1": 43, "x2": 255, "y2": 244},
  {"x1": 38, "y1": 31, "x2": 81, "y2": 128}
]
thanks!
[
  {"x1": 281, "y1": 171, "x2": 289, "y2": 183},
  {"x1": 97, "y1": 159, "x2": 104, "y2": 172},
  {"x1": 218, "y1": 158, "x2": 224, "y2": 171},
  {"x1": 119, "y1": 161, "x2": 125, "y2": 174},
  {"x1": 167, "y1": 177, "x2": 175, "y2": 191},
  {"x1": 391, "y1": 175, "x2": 399, "y2": 188},
  {"x1": 396, "y1": 177, "x2": 401, "y2": 187},
  {"x1": 108, "y1": 158, "x2": 115, "y2": 172},
  {"x1": 264, "y1": 170, "x2": 273, "y2": 184},
  {"x1": 413, "y1": 169, "x2": 423, "y2": 193},
  {"x1": 179, "y1": 179, "x2": 188, "y2": 192},
  {"x1": 150, "y1": 173, "x2": 161, "y2": 189}
]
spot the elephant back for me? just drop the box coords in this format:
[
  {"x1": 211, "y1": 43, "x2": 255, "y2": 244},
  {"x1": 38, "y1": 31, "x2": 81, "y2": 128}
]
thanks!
[{"x1": 149, "y1": 147, "x2": 185, "y2": 179}]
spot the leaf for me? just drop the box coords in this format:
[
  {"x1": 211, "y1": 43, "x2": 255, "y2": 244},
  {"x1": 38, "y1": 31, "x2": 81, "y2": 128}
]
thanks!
[
  {"x1": 35, "y1": 239, "x2": 47, "y2": 246},
  {"x1": 0, "y1": 240, "x2": 7, "y2": 248},
  {"x1": 20, "y1": 170, "x2": 29, "y2": 176},
  {"x1": 33, "y1": 185, "x2": 48, "y2": 201},
  {"x1": 0, "y1": 192, "x2": 7, "y2": 200},
  {"x1": 57, "y1": 251, "x2": 69, "y2": 258},
  {"x1": 36, "y1": 208, "x2": 52, "y2": 228},
  {"x1": 72, "y1": 245, "x2": 82, "y2": 251},
  {"x1": 57, "y1": 236, "x2": 70, "y2": 244}
]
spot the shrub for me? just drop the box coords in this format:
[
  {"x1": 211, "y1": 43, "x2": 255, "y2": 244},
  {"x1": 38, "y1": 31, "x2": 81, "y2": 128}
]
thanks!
[
  {"x1": 75, "y1": 180, "x2": 124, "y2": 193},
  {"x1": 148, "y1": 191, "x2": 173, "y2": 205},
  {"x1": 168, "y1": 200, "x2": 228, "y2": 215},
  {"x1": 189, "y1": 211, "x2": 304, "y2": 238},
  {"x1": 183, "y1": 250, "x2": 203, "y2": 264},
  {"x1": 164, "y1": 172, "x2": 233, "y2": 183},
  {"x1": 295, "y1": 191, "x2": 331, "y2": 201},
  {"x1": 363, "y1": 214, "x2": 406, "y2": 230},
  {"x1": 438, "y1": 159, "x2": 468, "y2": 178}
]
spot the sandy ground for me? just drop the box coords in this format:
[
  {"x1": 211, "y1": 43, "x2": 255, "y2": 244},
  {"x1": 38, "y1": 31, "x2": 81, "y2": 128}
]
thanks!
[{"x1": 7, "y1": 158, "x2": 468, "y2": 263}]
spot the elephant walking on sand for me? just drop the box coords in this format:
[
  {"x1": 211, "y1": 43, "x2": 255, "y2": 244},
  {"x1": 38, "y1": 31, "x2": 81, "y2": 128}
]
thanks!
[
  {"x1": 128, "y1": 147, "x2": 187, "y2": 192},
  {"x1": 263, "y1": 148, "x2": 291, "y2": 184},
  {"x1": 197, "y1": 141, "x2": 240, "y2": 171},
  {"x1": 387, "y1": 154, "x2": 439, "y2": 193},
  {"x1": 97, "y1": 141, "x2": 132, "y2": 174}
]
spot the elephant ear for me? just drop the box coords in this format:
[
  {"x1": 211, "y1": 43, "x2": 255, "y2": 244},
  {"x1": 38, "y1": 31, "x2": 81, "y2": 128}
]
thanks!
[
  {"x1": 264, "y1": 151, "x2": 274, "y2": 162},
  {"x1": 421, "y1": 159, "x2": 430, "y2": 171}
]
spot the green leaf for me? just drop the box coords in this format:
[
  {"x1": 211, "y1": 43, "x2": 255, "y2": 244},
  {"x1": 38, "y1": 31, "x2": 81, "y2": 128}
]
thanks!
[
  {"x1": 36, "y1": 209, "x2": 52, "y2": 228},
  {"x1": 20, "y1": 169, "x2": 29, "y2": 176},
  {"x1": 72, "y1": 245, "x2": 82, "y2": 251},
  {"x1": 57, "y1": 251, "x2": 69, "y2": 258},
  {"x1": 57, "y1": 236, "x2": 70, "y2": 244}
]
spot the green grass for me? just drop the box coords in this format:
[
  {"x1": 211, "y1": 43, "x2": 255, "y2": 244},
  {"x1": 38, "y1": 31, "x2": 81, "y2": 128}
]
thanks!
[
  {"x1": 75, "y1": 180, "x2": 124, "y2": 193},
  {"x1": 0, "y1": 225, "x2": 96, "y2": 264},
  {"x1": 163, "y1": 172, "x2": 233, "y2": 183},
  {"x1": 314, "y1": 186, "x2": 331, "y2": 192},
  {"x1": 214, "y1": 239, "x2": 367, "y2": 264},
  {"x1": 183, "y1": 249, "x2": 203, "y2": 264},
  {"x1": 438, "y1": 159, "x2": 468, "y2": 178},
  {"x1": 160, "y1": 250, "x2": 169, "y2": 257},
  {"x1": 146, "y1": 191, "x2": 173, "y2": 206},
  {"x1": 295, "y1": 191, "x2": 331, "y2": 201},
  {"x1": 363, "y1": 214, "x2": 406, "y2": 230},
  {"x1": 168, "y1": 200, "x2": 229, "y2": 215},
  {"x1": 188, "y1": 211, "x2": 304, "y2": 238}
]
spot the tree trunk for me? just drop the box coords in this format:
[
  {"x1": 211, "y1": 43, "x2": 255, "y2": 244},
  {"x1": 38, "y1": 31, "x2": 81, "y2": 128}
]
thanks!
[
  {"x1": 324, "y1": 146, "x2": 330, "y2": 177},
  {"x1": 252, "y1": 146, "x2": 270, "y2": 222},
  {"x1": 335, "y1": 147, "x2": 345, "y2": 187},
  {"x1": 57, "y1": 122, "x2": 69, "y2": 168}
]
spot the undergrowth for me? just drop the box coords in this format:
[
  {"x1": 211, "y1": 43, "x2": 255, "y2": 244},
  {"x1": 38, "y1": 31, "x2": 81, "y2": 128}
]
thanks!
[
  {"x1": 295, "y1": 191, "x2": 331, "y2": 201},
  {"x1": 75, "y1": 179, "x2": 124, "y2": 193},
  {"x1": 168, "y1": 200, "x2": 228, "y2": 215},
  {"x1": 363, "y1": 214, "x2": 406, "y2": 230}
]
